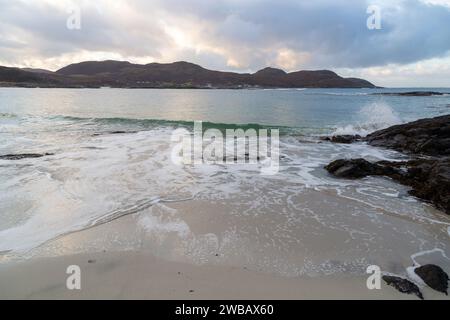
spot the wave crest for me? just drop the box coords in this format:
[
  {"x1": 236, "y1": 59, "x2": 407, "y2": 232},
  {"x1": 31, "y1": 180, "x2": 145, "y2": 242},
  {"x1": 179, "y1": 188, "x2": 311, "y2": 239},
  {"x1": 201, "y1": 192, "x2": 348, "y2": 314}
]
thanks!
[{"x1": 332, "y1": 102, "x2": 402, "y2": 136}]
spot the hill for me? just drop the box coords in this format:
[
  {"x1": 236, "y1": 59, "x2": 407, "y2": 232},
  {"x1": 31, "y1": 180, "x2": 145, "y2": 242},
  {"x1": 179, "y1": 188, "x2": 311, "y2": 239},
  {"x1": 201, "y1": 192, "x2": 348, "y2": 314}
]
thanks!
[{"x1": 0, "y1": 60, "x2": 376, "y2": 89}]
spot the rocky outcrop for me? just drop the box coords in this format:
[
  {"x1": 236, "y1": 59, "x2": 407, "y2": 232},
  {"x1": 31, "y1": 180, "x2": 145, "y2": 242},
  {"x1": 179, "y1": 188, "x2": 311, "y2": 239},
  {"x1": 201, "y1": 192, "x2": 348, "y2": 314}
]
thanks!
[
  {"x1": 382, "y1": 275, "x2": 424, "y2": 300},
  {"x1": 325, "y1": 116, "x2": 450, "y2": 298},
  {"x1": 326, "y1": 158, "x2": 450, "y2": 214},
  {"x1": 365, "y1": 115, "x2": 450, "y2": 157},
  {"x1": 372, "y1": 91, "x2": 445, "y2": 96},
  {"x1": 414, "y1": 264, "x2": 449, "y2": 295},
  {"x1": 321, "y1": 135, "x2": 362, "y2": 144},
  {"x1": 324, "y1": 115, "x2": 450, "y2": 214},
  {"x1": 324, "y1": 115, "x2": 450, "y2": 156},
  {"x1": 325, "y1": 159, "x2": 398, "y2": 179},
  {"x1": 401, "y1": 159, "x2": 450, "y2": 213}
]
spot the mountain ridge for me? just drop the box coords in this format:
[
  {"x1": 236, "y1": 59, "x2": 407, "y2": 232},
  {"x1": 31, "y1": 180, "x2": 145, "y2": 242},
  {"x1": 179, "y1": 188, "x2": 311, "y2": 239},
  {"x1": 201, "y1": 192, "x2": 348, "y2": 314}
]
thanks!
[{"x1": 0, "y1": 60, "x2": 376, "y2": 88}]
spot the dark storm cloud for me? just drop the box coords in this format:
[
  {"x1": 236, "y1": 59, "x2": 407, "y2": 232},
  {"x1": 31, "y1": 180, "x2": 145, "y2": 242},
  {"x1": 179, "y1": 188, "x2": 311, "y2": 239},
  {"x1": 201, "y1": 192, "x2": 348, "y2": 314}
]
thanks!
[
  {"x1": 155, "y1": 0, "x2": 450, "y2": 68},
  {"x1": 0, "y1": 0, "x2": 449, "y2": 71}
]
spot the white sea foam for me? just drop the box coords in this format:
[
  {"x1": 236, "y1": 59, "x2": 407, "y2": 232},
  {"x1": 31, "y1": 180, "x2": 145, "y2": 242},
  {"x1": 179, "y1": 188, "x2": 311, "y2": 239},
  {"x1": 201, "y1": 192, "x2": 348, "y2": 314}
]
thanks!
[
  {"x1": 332, "y1": 102, "x2": 402, "y2": 136},
  {"x1": 410, "y1": 248, "x2": 450, "y2": 265},
  {"x1": 406, "y1": 248, "x2": 450, "y2": 287},
  {"x1": 406, "y1": 266, "x2": 426, "y2": 287},
  {"x1": 138, "y1": 209, "x2": 190, "y2": 238},
  {"x1": 1, "y1": 106, "x2": 450, "y2": 278}
]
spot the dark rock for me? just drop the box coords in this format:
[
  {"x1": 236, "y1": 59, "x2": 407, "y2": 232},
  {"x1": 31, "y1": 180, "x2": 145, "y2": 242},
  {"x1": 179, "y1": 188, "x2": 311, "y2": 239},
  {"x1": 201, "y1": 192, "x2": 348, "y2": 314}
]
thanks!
[
  {"x1": 414, "y1": 264, "x2": 449, "y2": 295},
  {"x1": 0, "y1": 153, "x2": 53, "y2": 160},
  {"x1": 382, "y1": 275, "x2": 424, "y2": 300},
  {"x1": 324, "y1": 115, "x2": 450, "y2": 214},
  {"x1": 325, "y1": 158, "x2": 399, "y2": 179},
  {"x1": 372, "y1": 91, "x2": 445, "y2": 96},
  {"x1": 92, "y1": 131, "x2": 138, "y2": 136},
  {"x1": 402, "y1": 159, "x2": 450, "y2": 214},
  {"x1": 320, "y1": 135, "x2": 362, "y2": 144},
  {"x1": 326, "y1": 158, "x2": 449, "y2": 213},
  {"x1": 326, "y1": 158, "x2": 450, "y2": 214},
  {"x1": 365, "y1": 115, "x2": 450, "y2": 157},
  {"x1": 330, "y1": 135, "x2": 362, "y2": 144}
]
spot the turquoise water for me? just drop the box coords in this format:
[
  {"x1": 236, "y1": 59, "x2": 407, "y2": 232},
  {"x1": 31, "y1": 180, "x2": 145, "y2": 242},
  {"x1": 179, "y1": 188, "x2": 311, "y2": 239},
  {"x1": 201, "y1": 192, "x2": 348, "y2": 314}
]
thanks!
[
  {"x1": 0, "y1": 88, "x2": 449, "y2": 277},
  {"x1": 1, "y1": 88, "x2": 449, "y2": 132}
]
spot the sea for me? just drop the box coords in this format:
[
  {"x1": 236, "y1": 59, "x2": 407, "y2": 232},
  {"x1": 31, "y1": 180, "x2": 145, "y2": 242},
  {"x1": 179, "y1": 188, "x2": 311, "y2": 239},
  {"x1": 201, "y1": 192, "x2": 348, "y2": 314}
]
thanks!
[{"x1": 0, "y1": 87, "x2": 449, "y2": 277}]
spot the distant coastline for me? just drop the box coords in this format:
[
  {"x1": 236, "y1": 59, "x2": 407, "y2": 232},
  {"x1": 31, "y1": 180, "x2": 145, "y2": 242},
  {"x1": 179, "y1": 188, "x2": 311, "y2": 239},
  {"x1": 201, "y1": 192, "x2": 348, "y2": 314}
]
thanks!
[{"x1": 0, "y1": 60, "x2": 376, "y2": 89}]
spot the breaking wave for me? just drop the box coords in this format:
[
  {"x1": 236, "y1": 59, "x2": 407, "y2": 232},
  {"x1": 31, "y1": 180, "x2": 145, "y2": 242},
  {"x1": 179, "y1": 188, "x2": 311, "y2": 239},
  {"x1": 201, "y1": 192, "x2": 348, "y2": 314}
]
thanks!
[{"x1": 332, "y1": 102, "x2": 402, "y2": 136}]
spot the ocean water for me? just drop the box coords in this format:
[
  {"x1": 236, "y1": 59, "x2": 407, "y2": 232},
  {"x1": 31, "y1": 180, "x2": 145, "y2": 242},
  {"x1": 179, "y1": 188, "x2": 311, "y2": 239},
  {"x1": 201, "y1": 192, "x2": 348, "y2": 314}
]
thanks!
[{"x1": 1, "y1": 87, "x2": 450, "y2": 277}]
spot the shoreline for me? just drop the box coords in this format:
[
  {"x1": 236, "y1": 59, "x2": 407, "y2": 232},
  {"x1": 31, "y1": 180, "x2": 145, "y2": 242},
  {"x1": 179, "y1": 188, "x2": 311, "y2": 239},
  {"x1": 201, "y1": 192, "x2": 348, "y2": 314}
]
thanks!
[
  {"x1": 1, "y1": 207, "x2": 448, "y2": 300},
  {"x1": 2, "y1": 250, "x2": 447, "y2": 300},
  {"x1": 1, "y1": 108, "x2": 449, "y2": 300},
  {"x1": 0, "y1": 84, "x2": 379, "y2": 90}
]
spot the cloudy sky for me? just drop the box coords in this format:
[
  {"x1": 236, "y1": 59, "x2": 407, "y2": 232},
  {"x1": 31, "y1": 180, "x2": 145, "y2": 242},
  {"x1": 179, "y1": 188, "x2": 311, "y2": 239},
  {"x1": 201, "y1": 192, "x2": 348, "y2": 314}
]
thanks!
[{"x1": 1, "y1": 0, "x2": 450, "y2": 87}]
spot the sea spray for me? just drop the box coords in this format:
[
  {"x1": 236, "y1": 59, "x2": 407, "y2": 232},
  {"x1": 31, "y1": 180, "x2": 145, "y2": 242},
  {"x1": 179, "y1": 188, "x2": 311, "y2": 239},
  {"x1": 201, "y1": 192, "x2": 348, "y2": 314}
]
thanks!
[{"x1": 332, "y1": 102, "x2": 402, "y2": 136}]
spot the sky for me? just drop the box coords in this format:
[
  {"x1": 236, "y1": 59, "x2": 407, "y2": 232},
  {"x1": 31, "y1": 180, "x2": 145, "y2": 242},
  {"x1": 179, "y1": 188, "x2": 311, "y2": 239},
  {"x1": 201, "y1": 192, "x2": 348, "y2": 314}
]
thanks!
[{"x1": 1, "y1": 0, "x2": 450, "y2": 87}]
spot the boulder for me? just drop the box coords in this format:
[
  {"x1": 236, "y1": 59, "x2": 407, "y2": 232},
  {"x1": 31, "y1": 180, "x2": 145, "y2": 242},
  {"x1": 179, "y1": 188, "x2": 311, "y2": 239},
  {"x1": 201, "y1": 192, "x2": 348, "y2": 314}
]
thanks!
[
  {"x1": 328, "y1": 135, "x2": 362, "y2": 144},
  {"x1": 325, "y1": 158, "x2": 399, "y2": 179},
  {"x1": 414, "y1": 264, "x2": 449, "y2": 295},
  {"x1": 382, "y1": 275, "x2": 424, "y2": 300}
]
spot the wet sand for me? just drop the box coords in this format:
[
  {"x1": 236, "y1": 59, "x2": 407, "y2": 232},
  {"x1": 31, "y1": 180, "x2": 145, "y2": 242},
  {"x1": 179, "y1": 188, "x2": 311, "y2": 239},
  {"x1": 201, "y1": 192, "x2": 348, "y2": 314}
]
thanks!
[
  {"x1": 0, "y1": 205, "x2": 449, "y2": 300},
  {"x1": 1, "y1": 250, "x2": 445, "y2": 300}
]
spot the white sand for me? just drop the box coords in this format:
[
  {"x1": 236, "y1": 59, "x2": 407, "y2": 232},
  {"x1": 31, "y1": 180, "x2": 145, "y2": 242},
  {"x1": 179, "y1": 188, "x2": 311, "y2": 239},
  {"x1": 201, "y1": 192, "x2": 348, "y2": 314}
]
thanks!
[
  {"x1": 1, "y1": 250, "x2": 448, "y2": 300},
  {"x1": 1, "y1": 202, "x2": 449, "y2": 300}
]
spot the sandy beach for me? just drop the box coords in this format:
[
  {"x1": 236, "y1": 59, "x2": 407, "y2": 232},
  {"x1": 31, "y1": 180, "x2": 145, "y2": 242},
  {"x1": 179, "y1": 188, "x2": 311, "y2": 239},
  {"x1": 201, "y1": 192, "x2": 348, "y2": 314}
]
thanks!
[
  {"x1": 2, "y1": 250, "x2": 446, "y2": 300},
  {"x1": 0, "y1": 90, "x2": 449, "y2": 301},
  {"x1": 1, "y1": 199, "x2": 449, "y2": 300}
]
